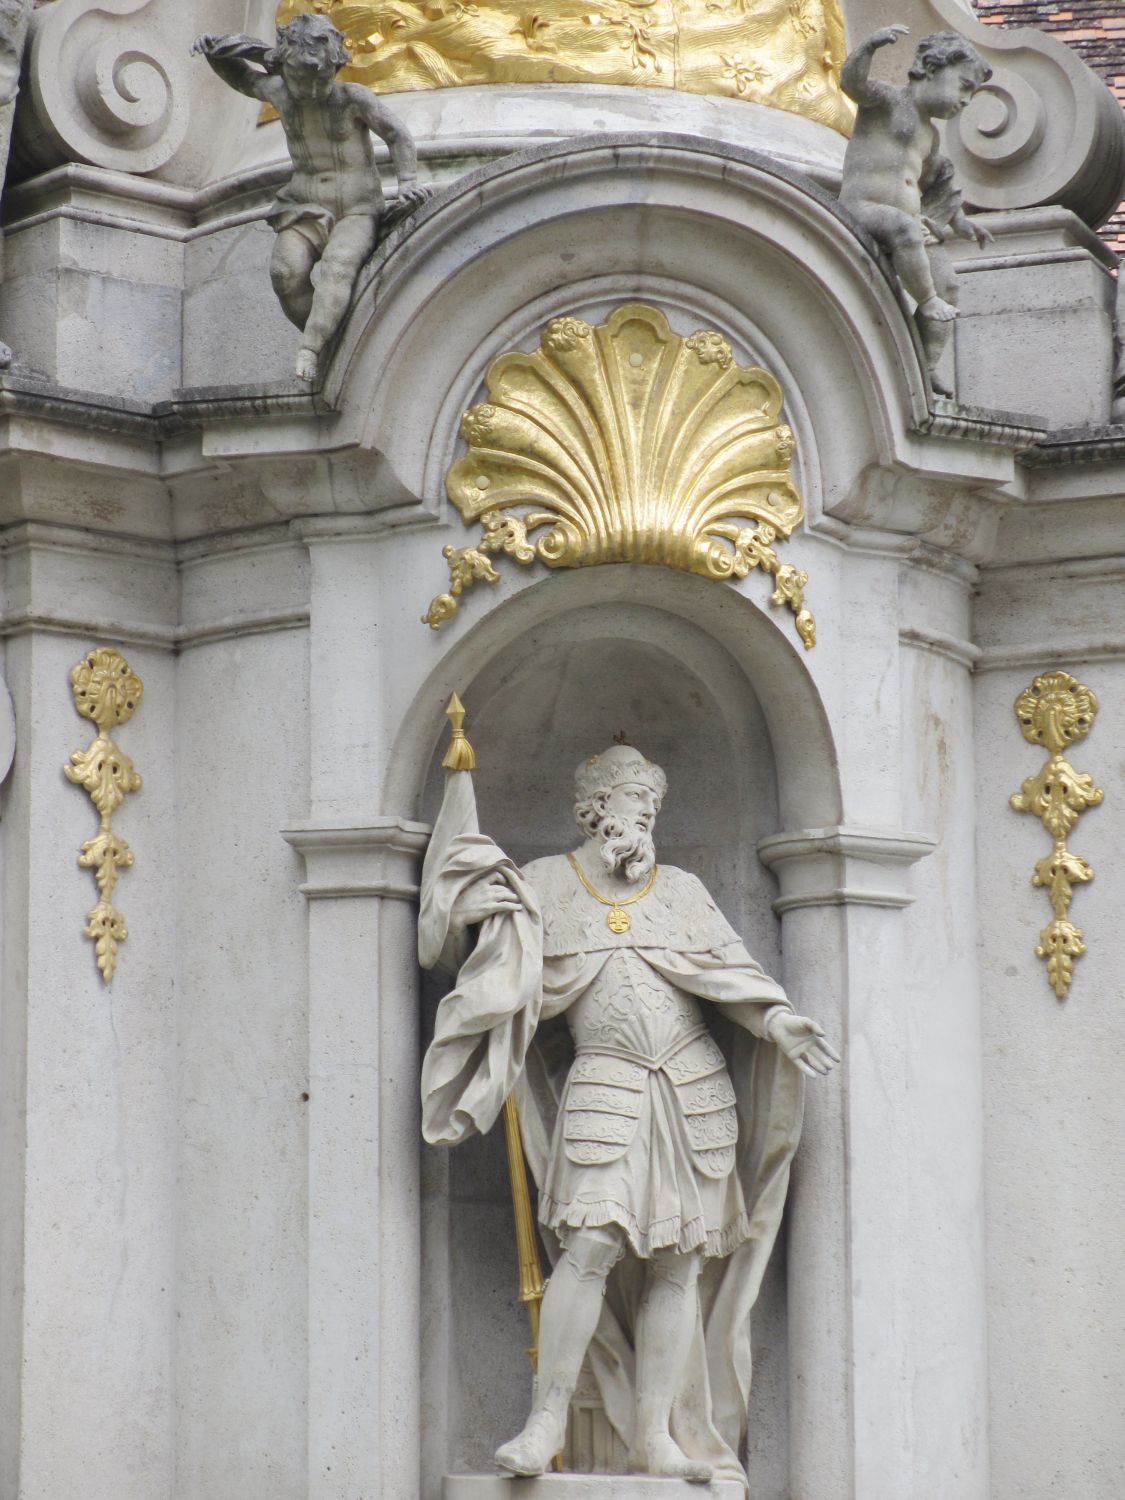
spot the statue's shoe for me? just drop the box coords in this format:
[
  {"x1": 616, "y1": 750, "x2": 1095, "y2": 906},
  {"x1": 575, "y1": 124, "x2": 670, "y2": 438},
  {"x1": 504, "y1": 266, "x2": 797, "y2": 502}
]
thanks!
[
  {"x1": 494, "y1": 1407, "x2": 566, "y2": 1477},
  {"x1": 631, "y1": 1432, "x2": 712, "y2": 1484}
]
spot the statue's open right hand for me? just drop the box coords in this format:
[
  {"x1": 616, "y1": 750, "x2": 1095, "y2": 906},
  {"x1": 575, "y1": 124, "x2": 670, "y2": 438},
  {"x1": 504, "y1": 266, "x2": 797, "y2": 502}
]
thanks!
[
  {"x1": 191, "y1": 34, "x2": 220, "y2": 57},
  {"x1": 449, "y1": 874, "x2": 522, "y2": 932},
  {"x1": 767, "y1": 1013, "x2": 842, "y2": 1078}
]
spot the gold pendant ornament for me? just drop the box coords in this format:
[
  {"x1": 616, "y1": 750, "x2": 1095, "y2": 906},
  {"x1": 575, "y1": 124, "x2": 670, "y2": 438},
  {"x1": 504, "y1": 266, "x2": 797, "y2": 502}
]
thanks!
[
  {"x1": 64, "y1": 647, "x2": 144, "y2": 983},
  {"x1": 1009, "y1": 671, "x2": 1104, "y2": 1000},
  {"x1": 567, "y1": 852, "x2": 657, "y2": 931}
]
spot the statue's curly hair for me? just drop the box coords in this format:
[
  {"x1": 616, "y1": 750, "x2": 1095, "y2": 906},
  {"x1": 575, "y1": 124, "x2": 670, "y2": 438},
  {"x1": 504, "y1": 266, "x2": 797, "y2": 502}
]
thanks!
[
  {"x1": 572, "y1": 746, "x2": 666, "y2": 838},
  {"x1": 908, "y1": 32, "x2": 991, "y2": 85},
  {"x1": 270, "y1": 14, "x2": 351, "y2": 70}
]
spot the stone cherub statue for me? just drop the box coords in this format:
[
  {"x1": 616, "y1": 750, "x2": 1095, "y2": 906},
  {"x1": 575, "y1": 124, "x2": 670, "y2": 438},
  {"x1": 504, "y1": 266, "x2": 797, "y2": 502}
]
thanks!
[
  {"x1": 192, "y1": 16, "x2": 430, "y2": 384},
  {"x1": 420, "y1": 737, "x2": 839, "y2": 1486},
  {"x1": 840, "y1": 26, "x2": 994, "y2": 397}
]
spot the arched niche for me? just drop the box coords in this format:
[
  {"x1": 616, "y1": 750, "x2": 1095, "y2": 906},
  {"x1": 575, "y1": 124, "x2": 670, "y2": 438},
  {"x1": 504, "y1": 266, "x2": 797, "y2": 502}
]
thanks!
[
  {"x1": 384, "y1": 564, "x2": 840, "y2": 834},
  {"x1": 404, "y1": 576, "x2": 841, "y2": 1495}
]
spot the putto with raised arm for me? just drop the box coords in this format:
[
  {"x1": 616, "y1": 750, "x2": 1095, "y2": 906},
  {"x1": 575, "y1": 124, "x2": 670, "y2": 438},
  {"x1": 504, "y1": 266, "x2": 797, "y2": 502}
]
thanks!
[
  {"x1": 192, "y1": 17, "x2": 430, "y2": 384},
  {"x1": 839, "y1": 26, "x2": 994, "y2": 396}
]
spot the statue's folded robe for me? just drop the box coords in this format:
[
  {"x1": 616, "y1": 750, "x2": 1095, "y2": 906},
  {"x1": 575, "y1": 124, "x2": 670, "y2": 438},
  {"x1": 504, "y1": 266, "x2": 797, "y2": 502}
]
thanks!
[{"x1": 419, "y1": 770, "x2": 804, "y2": 1484}]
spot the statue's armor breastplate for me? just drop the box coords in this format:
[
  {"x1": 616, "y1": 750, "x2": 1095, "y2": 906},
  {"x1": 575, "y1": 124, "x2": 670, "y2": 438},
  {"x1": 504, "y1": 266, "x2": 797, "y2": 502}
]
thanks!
[{"x1": 561, "y1": 950, "x2": 739, "y2": 1179}]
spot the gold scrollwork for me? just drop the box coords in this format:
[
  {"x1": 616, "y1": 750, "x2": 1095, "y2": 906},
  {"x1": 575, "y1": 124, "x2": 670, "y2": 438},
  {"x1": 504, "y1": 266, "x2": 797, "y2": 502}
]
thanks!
[
  {"x1": 1009, "y1": 671, "x2": 1103, "y2": 1000},
  {"x1": 64, "y1": 647, "x2": 143, "y2": 983},
  {"x1": 422, "y1": 303, "x2": 816, "y2": 647}
]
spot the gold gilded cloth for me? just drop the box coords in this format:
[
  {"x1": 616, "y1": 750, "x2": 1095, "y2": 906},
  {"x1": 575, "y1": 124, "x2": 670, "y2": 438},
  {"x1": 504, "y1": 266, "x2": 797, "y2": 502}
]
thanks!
[{"x1": 275, "y1": 0, "x2": 854, "y2": 134}]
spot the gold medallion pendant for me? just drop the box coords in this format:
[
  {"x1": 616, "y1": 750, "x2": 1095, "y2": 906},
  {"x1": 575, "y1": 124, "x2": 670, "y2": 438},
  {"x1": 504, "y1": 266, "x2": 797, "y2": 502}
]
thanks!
[{"x1": 567, "y1": 853, "x2": 657, "y2": 932}]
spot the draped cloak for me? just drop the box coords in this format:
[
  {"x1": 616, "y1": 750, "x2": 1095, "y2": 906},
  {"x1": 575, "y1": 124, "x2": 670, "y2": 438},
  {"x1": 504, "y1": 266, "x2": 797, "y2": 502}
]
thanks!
[{"x1": 419, "y1": 771, "x2": 805, "y2": 1486}]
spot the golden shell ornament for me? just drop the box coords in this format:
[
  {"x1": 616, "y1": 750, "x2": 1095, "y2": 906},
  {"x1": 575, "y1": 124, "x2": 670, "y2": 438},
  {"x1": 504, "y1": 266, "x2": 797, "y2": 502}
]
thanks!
[{"x1": 423, "y1": 303, "x2": 815, "y2": 646}]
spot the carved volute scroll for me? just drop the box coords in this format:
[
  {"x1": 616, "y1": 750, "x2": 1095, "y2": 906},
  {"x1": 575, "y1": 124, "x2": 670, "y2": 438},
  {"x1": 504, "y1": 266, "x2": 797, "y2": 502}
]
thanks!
[
  {"x1": 18, "y1": 0, "x2": 190, "y2": 176},
  {"x1": 846, "y1": 0, "x2": 1125, "y2": 226},
  {"x1": 423, "y1": 304, "x2": 816, "y2": 648}
]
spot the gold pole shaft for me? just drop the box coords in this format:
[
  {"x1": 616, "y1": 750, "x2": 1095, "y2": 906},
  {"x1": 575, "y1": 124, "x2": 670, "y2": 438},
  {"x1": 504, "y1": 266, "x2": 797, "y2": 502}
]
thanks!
[{"x1": 501, "y1": 1093, "x2": 546, "y2": 1360}]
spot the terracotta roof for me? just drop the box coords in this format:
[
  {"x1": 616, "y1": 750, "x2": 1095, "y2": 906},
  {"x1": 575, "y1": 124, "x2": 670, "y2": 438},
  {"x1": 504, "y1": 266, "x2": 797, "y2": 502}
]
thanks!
[{"x1": 976, "y1": 1, "x2": 1125, "y2": 253}]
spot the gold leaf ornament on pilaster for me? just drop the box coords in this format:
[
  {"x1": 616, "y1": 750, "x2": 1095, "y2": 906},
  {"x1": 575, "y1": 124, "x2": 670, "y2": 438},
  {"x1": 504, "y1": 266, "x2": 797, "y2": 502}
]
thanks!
[
  {"x1": 64, "y1": 648, "x2": 143, "y2": 983},
  {"x1": 422, "y1": 304, "x2": 816, "y2": 647},
  {"x1": 1009, "y1": 671, "x2": 1103, "y2": 1000}
]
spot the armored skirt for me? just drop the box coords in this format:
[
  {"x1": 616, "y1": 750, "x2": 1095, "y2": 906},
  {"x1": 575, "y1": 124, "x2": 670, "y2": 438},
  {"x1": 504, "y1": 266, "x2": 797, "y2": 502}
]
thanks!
[{"x1": 538, "y1": 946, "x2": 754, "y2": 1259}]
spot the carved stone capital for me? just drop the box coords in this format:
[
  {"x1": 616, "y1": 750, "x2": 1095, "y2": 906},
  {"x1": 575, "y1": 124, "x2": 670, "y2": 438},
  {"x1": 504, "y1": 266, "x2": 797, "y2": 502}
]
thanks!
[
  {"x1": 757, "y1": 826, "x2": 937, "y2": 913},
  {"x1": 281, "y1": 819, "x2": 432, "y2": 900}
]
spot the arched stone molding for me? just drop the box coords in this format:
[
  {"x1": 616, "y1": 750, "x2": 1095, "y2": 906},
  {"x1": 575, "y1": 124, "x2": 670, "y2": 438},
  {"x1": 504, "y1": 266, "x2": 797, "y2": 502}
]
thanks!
[
  {"x1": 383, "y1": 564, "x2": 841, "y2": 834},
  {"x1": 325, "y1": 134, "x2": 933, "y2": 526}
]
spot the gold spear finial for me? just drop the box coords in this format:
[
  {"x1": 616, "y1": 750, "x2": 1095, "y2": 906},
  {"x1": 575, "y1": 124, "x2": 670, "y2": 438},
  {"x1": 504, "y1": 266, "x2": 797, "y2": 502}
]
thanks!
[{"x1": 442, "y1": 691, "x2": 476, "y2": 771}]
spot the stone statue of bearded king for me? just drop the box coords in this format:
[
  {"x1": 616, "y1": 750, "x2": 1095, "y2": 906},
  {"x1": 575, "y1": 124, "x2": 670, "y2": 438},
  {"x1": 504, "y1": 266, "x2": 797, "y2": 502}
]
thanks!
[{"x1": 420, "y1": 744, "x2": 839, "y2": 1488}]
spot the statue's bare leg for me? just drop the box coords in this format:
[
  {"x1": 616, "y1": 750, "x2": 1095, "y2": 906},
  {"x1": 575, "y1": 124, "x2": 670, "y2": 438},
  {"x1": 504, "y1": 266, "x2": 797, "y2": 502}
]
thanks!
[
  {"x1": 294, "y1": 213, "x2": 378, "y2": 384},
  {"x1": 917, "y1": 242, "x2": 959, "y2": 395},
  {"x1": 494, "y1": 1227, "x2": 624, "y2": 1477},
  {"x1": 270, "y1": 229, "x2": 318, "y2": 333},
  {"x1": 851, "y1": 202, "x2": 956, "y2": 323},
  {"x1": 630, "y1": 1248, "x2": 711, "y2": 1483}
]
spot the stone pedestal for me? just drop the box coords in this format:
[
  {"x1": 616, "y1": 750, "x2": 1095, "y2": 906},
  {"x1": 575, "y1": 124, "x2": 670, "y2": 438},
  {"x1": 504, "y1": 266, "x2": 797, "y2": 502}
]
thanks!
[{"x1": 443, "y1": 1477, "x2": 745, "y2": 1500}]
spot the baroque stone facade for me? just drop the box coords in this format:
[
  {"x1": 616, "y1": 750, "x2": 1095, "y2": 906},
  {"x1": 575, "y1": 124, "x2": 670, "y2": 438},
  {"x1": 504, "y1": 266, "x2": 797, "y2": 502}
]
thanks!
[{"x1": 0, "y1": 3, "x2": 1123, "y2": 1499}]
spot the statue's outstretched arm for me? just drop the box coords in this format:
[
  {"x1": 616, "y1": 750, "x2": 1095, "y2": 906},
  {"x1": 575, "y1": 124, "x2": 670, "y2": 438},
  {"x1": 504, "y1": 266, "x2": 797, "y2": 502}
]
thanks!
[
  {"x1": 191, "y1": 34, "x2": 275, "y2": 102},
  {"x1": 841, "y1": 25, "x2": 908, "y2": 107}
]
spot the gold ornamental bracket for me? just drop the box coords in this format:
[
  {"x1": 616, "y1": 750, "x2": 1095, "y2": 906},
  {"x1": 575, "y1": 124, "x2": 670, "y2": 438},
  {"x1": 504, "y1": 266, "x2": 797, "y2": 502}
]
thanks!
[
  {"x1": 1009, "y1": 671, "x2": 1104, "y2": 1000},
  {"x1": 274, "y1": 0, "x2": 854, "y2": 134},
  {"x1": 64, "y1": 647, "x2": 143, "y2": 983},
  {"x1": 422, "y1": 303, "x2": 816, "y2": 648}
]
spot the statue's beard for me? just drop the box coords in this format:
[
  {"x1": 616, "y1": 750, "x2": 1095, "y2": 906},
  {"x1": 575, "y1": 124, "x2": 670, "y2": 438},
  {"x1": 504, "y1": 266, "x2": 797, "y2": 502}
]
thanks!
[{"x1": 595, "y1": 815, "x2": 656, "y2": 883}]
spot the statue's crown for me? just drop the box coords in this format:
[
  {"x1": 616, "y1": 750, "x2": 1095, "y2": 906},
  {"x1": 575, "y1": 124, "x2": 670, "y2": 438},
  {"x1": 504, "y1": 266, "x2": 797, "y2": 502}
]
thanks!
[{"x1": 575, "y1": 745, "x2": 667, "y2": 803}]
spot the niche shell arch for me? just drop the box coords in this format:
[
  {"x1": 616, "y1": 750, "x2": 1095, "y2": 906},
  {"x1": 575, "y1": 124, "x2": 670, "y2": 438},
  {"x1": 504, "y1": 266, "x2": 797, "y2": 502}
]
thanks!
[
  {"x1": 324, "y1": 132, "x2": 932, "y2": 527},
  {"x1": 384, "y1": 565, "x2": 841, "y2": 834}
]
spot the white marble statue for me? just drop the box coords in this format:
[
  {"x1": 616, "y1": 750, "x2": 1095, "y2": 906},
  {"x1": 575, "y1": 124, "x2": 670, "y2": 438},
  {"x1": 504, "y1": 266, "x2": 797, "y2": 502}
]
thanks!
[
  {"x1": 420, "y1": 744, "x2": 839, "y2": 1487},
  {"x1": 840, "y1": 27, "x2": 994, "y2": 397},
  {"x1": 192, "y1": 16, "x2": 430, "y2": 385}
]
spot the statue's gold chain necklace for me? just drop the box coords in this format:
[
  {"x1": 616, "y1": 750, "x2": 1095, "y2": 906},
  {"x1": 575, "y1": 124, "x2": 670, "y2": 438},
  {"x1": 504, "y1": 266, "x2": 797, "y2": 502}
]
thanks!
[{"x1": 566, "y1": 852, "x2": 658, "y2": 934}]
